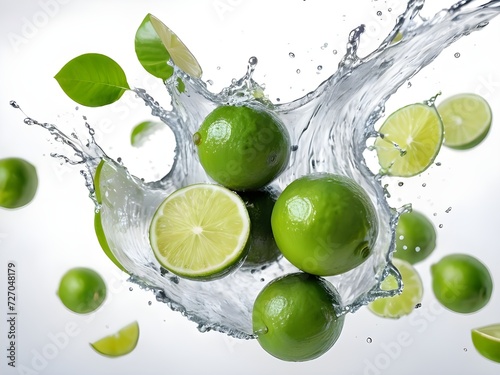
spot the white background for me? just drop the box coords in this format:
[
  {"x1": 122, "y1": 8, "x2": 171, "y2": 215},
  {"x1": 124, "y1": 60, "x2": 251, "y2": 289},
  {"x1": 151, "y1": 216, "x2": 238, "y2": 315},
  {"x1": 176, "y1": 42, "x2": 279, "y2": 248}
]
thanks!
[{"x1": 1, "y1": 0, "x2": 500, "y2": 374}]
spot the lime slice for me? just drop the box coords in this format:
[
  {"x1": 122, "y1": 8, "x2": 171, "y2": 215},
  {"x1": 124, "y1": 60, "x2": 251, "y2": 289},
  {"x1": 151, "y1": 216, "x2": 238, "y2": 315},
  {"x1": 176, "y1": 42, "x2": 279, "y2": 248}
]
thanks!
[
  {"x1": 374, "y1": 103, "x2": 443, "y2": 177},
  {"x1": 437, "y1": 93, "x2": 492, "y2": 150},
  {"x1": 471, "y1": 324, "x2": 500, "y2": 363},
  {"x1": 368, "y1": 258, "x2": 423, "y2": 319},
  {"x1": 130, "y1": 121, "x2": 164, "y2": 147},
  {"x1": 149, "y1": 184, "x2": 250, "y2": 280},
  {"x1": 149, "y1": 14, "x2": 202, "y2": 78},
  {"x1": 93, "y1": 160, "x2": 127, "y2": 272},
  {"x1": 90, "y1": 321, "x2": 139, "y2": 357}
]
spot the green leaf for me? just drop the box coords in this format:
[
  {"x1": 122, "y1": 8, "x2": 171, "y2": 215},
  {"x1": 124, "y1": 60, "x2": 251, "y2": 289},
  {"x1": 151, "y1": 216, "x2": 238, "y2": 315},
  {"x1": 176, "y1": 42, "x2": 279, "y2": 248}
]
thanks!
[
  {"x1": 55, "y1": 53, "x2": 130, "y2": 107},
  {"x1": 135, "y1": 14, "x2": 174, "y2": 80}
]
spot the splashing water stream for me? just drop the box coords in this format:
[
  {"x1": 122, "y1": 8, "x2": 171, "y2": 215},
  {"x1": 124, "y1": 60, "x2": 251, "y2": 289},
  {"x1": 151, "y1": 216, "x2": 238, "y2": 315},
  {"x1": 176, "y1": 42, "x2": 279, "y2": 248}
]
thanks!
[{"x1": 12, "y1": 0, "x2": 500, "y2": 338}]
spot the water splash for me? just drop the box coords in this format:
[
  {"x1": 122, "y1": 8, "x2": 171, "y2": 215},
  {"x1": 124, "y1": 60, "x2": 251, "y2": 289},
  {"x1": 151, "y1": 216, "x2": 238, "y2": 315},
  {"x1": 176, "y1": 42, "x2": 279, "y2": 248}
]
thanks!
[{"x1": 12, "y1": 0, "x2": 500, "y2": 338}]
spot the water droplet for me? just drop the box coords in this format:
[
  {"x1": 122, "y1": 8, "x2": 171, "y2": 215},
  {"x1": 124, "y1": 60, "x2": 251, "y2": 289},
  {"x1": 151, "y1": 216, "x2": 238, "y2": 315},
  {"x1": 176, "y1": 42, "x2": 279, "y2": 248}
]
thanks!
[
  {"x1": 367, "y1": 337, "x2": 373, "y2": 343},
  {"x1": 403, "y1": 245, "x2": 408, "y2": 250},
  {"x1": 321, "y1": 43, "x2": 328, "y2": 50},
  {"x1": 260, "y1": 278, "x2": 265, "y2": 282},
  {"x1": 399, "y1": 235, "x2": 404, "y2": 240},
  {"x1": 377, "y1": 11, "x2": 382, "y2": 16},
  {"x1": 129, "y1": 287, "x2": 133, "y2": 291},
  {"x1": 296, "y1": 69, "x2": 301, "y2": 74},
  {"x1": 216, "y1": 66, "x2": 221, "y2": 70},
  {"x1": 422, "y1": 183, "x2": 427, "y2": 187},
  {"x1": 291, "y1": 145, "x2": 298, "y2": 151},
  {"x1": 398, "y1": 181, "x2": 404, "y2": 187},
  {"x1": 415, "y1": 246, "x2": 421, "y2": 252},
  {"x1": 415, "y1": 303, "x2": 422, "y2": 309},
  {"x1": 276, "y1": 98, "x2": 281, "y2": 102},
  {"x1": 439, "y1": 224, "x2": 444, "y2": 228},
  {"x1": 388, "y1": 8, "x2": 392, "y2": 12},
  {"x1": 332, "y1": 49, "x2": 338, "y2": 55},
  {"x1": 433, "y1": 212, "x2": 438, "y2": 216},
  {"x1": 248, "y1": 56, "x2": 258, "y2": 66},
  {"x1": 445, "y1": 207, "x2": 452, "y2": 213},
  {"x1": 148, "y1": 301, "x2": 152, "y2": 306},
  {"x1": 454, "y1": 52, "x2": 461, "y2": 58},
  {"x1": 24, "y1": 118, "x2": 34, "y2": 125},
  {"x1": 9, "y1": 100, "x2": 19, "y2": 108},
  {"x1": 207, "y1": 79, "x2": 213, "y2": 85},
  {"x1": 464, "y1": 348, "x2": 468, "y2": 352},
  {"x1": 317, "y1": 65, "x2": 323, "y2": 71},
  {"x1": 289, "y1": 52, "x2": 295, "y2": 58},
  {"x1": 193, "y1": 132, "x2": 202, "y2": 145}
]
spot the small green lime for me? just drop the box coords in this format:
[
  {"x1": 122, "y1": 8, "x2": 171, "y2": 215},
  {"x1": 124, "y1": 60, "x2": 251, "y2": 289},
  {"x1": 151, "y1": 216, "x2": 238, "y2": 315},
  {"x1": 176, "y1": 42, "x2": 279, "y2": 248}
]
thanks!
[
  {"x1": 57, "y1": 267, "x2": 107, "y2": 314},
  {"x1": 394, "y1": 210, "x2": 436, "y2": 264},
  {"x1": 0, "y1": 157, "x2": 38, "y2": 209},
  {"x1": 194, "y1": 105, "x2": 290, "y2": 191},
  {"x1": 271, "y1": 173, "x2": 378, "y2": 276},
  {"x1": 252, "y1": 272, "x2": 344, "y2": 362},
  {"x1": 239, "y1": 190, "x2": 282, "y2": 267},
  {"x1": 431, "y1": 254, "x2": 493, "y2": 313}
]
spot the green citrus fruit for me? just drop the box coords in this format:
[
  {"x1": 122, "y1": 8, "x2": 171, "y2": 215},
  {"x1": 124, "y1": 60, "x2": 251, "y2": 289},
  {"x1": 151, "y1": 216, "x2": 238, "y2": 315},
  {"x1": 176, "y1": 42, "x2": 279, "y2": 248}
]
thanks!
[
  {"x1": 471, "y1": 324, "x2": 500, "y2": 363},
  {"x1": 394, "y1": 209, "x2": 436, "y2": 264},
  {"x1": 239, "y1": 190, "x2": 282, "y2": 267},
  {"x1": 0, "y1": 157, "x2": 38, "y2": 209},
  {"x1": 194, "y1": 105, "x2": 290, "y2": 191},
  {"x1": 437, "y1": 93, "x2": 492, "y2": 150},
  {"x1": 91, "y1": 321, "x2": 139, "y2": 357},
  {"x1": 374, "y1": 103, "x2": 443, "y2": 177},
  {"x1": 57, "y1": 267, "x2": 107, "y2": 314},
  {"x1": 252, "y1": 272, "x2": 344, "y2": 361},
  {"x1": 271, "y1": 173, "x2": 378, "y2": 276},
  {"x1": 368, "y1": 258, "x2": 424, "y2": 319},
  {"x1": 431, "y1": 254, "x2": 493, "y2": 313},
  {"x1": 149, "y1": 183, "x2": 250, "y2": 280}
]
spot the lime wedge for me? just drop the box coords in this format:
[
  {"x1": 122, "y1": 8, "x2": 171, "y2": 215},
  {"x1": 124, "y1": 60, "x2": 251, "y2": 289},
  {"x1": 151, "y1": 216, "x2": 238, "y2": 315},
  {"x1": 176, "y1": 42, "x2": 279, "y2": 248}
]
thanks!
[
  {"x1": 149, "y1": 184, "x2": 250, "y2": 280},
  {"x1": 437, "y1": 93, "x2": 492, "y2": 150},
  {"x1": 471, "y1": 324, "x2": 500, "y2": 363},
  {"x1": 374, "y1": 103, "x2": 443, "y2": 177},
  {"x1": 90, "y1": 321, "x2": 139, "y2": 357},
  {"x1": 149, "y1": 14, "x2": 202, "y2": 78},
  {"x1": 368, "y1": 258, "x2": 423, "y2": 319}
]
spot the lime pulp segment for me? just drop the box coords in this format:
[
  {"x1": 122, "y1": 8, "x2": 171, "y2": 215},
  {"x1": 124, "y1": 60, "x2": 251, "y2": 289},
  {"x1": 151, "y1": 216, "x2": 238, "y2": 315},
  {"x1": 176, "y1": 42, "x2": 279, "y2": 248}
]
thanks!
[
  {"x1": 374, "y1": 103, "x2": 443, "y2": 177},
  {"x1": 90, "y1": 321, "x2": 139, "y2": 357},
  {"x1": 437, "y1": 93, "x2": 492, "y2": 149},
  {"x1": 149, "y1": 184, "x2": 250, "y2": 279},
  {"x1": 368, "y1": 258, "x2": 423, "y2": 319}
]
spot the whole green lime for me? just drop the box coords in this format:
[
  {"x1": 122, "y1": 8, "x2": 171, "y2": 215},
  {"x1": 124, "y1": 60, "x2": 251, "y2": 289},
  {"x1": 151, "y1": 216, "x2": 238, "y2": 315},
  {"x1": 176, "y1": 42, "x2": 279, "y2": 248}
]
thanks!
[
  {"x1": 57, "y1": 267, "x2": 107, "y2": 314},
  {"x1": 394, "y1": 209, "x2": 436, "y2": 264},
  {"x1": 0, "y1": 157, "x2": 38, "y2": 209},
  {"x1": 239, "y1": 189, "x2": 282, "y2": 267},
  {"x1": 193, "y1": 105, "x2": 290, "y2": 191},
  {"x1": 252, "y1": 272, "x2": 344, "y2": 361},
  {"x1": 271, "y1": 173, "x2": 378, "y2": 276},
  {"x1": 431, "y1": 254, "x2": 493, "y2": 313}
]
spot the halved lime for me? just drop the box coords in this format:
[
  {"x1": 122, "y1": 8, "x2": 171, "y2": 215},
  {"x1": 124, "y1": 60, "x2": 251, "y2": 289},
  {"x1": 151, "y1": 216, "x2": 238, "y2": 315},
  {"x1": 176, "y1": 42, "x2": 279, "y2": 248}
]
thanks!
[
  {"x1": 90, "y1": 321, "x2": 139, "y2": 357},
  {"x1": 368, "y1": 258, "x2": 423, "y2": 319},
  {"x1": 149, "y1": 14, "x2": 202, "y2": 78},
  {"x1": 471, "y1": 324, "x2": 500, "y2": 363},
  {"x1": 437, "y1": 93, "x2": 492, "y2": 150},
  {"x1": 374, "y1": 103, "x2": 443, "y2": 177},
  {"x1": 149, "y1": 184, "x2": 250, "y2": 280}
]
